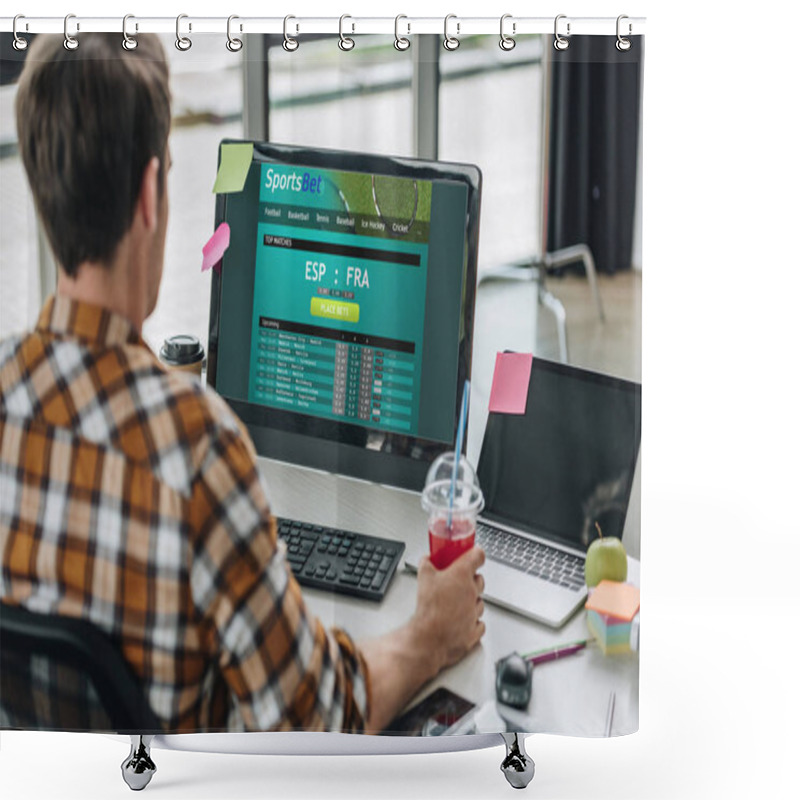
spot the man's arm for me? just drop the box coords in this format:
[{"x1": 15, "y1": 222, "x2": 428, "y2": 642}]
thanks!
[
  {"x1": 189, "y1": 411, "x2": 486, "y2": 733},
  {"x1": 188, "y1": 423, "x2": 369, "y2": 732},
  {"x1": 358, "y1": 548, "x2": 486, "y2": 733}
]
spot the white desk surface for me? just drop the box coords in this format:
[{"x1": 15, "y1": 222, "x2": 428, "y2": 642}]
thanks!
[{"x1": 257, "y1": 455, "x2": 640, "y2": 738}]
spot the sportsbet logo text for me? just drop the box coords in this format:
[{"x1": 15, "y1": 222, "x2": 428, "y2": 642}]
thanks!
[{"x1": 264, "y1": 167, "x2": 323, "y2": 195}]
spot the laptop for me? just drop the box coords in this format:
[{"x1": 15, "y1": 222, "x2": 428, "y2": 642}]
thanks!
[{"x1": 406, "y1": 356, "x2": 641, "y2": 628}]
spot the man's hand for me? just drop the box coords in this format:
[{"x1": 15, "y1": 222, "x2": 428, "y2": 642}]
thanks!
[
  {"x1": 411, "y1": 547, "x2": 486, "y2": 674},
  {"x1": 358, "y1": 545, "x2": 486, "y2": 732}
]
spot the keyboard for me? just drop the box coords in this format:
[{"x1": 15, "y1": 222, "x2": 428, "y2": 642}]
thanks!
[
  {"x1": 276, "y1": 518, "x2": 405, "y2": 601},
  {"x1": 475, "y1": 522, "x2": 585, "y2": 592}
]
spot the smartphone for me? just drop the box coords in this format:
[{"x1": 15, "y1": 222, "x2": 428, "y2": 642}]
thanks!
[{"x1": 382, "y1": 687, "x2": 476, "y2": 736}]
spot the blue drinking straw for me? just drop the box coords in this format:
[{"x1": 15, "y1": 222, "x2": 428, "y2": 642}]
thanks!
[{"x1": 448, "y1": 379, "x2": 470, "y2": 529}]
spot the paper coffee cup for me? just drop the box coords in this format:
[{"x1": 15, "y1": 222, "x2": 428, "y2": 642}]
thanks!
[{"x1": 159, "y1": 334, "x2": 205, "y2": 377}]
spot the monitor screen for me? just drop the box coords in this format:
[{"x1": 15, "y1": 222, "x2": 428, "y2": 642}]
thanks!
[
  {"x1": 207, "y1": 142, "x2": 481, "y2": 491},
  {"x1": 477, "y1": 358, "x2": 641, "y2": 552}
]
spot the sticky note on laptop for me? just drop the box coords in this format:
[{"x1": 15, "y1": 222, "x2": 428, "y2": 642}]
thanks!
[
  {"x1": 488, "y1": 352, "x2": 533, "y2": 414},
  {"x1": 212, "y1": 142, "x2": 253, "y2": 194}
]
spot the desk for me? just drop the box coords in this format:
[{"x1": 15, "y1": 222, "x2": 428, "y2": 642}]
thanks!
[{"x1": 257, "y1": 455, "x2": 639, "y2": 739}]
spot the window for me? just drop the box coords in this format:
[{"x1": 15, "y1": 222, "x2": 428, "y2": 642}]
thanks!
[
  {"x1": 0, "y1": 70, "x2": 41, "y2": 339},
  {"x1": 143, "y1": 35, "x2": 244, "y2": 354},
  {"x1": 268, "y1": 35, "x2": 414, "y2": 157},
  {"x1": 439, "y1": 35, "x2": 544, "y2": 271},
  {"x1": 0, "y1": 34, "x2": 245, "y2": 356}
]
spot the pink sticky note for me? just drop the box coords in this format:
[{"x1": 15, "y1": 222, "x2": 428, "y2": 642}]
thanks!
[
  {"x1": 488, "y1": 352, "x2": 533, "y2": 414},
  {"x1": 201, "y1": 222, "x2": 231, "y2": 273}
]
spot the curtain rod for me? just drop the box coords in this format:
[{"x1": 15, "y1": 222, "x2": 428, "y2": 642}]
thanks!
[{"x1": 2, "y1": 15, "x2": 646, "y2": 38}]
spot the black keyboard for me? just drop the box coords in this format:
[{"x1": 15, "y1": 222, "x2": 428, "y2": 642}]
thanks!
[
  {"x1": 476, "y1": 522, "x2": 585, "y2": 592},
  {"x1": 277, "y1": 518, "x2": 405, "y2": 602}
]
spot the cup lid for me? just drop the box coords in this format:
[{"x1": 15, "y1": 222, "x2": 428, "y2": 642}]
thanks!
[
  {"x1": 421, "y1": 452, "x2": 484, "y2": 514},
  {"x1": 160, "y1": 334, "x2": 204, "y2": 365}
]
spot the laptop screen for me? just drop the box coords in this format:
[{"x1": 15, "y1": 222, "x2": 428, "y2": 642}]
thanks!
[{"x1": 476, "y1": 358, "x2": 641, "y2": 553}]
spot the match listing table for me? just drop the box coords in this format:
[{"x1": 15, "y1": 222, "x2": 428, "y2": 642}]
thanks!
[{"x1": 254, "y1": 318, "x2": 416, "y2": 432}]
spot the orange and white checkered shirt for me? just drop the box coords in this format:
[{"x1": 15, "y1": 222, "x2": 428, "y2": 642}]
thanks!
[{"x1": 0, "y1": 295, "x2": 370, "y2": 733}]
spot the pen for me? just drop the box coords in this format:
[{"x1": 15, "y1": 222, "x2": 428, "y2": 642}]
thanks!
[
  {"x1": 604, "y1": 691, "x2": 616, "y2": 737},
  {"x1": 524, "y1": 640, "x2": 588, "y2": 666}
]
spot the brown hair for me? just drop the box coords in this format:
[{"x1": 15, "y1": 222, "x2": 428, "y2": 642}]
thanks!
[{"x1": 15, "y1": 34, "x2": 171, "y2": 278}]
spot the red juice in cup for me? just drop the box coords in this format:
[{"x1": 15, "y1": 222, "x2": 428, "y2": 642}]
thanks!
[
  {"x1": 422, "y1": 452, "x2": 484, "y2": 571},
  {"x1": 429, "y1": 517, "x2": 476, "y2": 570}
]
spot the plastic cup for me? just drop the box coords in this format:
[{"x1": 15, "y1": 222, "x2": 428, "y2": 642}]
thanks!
[{"x1": 421, "y1": 452, "x2": 484, "y2": 570}]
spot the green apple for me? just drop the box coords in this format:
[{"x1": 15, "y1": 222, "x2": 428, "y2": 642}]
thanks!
[{"x1": 585, "y1": 536, "x2": 628, "y2": 588}]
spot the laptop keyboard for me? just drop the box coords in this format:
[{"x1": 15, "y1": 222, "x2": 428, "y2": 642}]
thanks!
[{"x1": 476, "y1": 523, "x2": 585, "y2": 592}]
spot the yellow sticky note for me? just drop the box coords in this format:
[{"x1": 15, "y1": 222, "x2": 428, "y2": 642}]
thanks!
[{"x1": 212, "y1": 143, "x2": 253, "y2": 194}]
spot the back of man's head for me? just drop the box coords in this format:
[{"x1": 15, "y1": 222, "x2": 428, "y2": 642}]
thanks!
[{"x1": 16, "y1": 34, "x2": 171, "y2": 278}]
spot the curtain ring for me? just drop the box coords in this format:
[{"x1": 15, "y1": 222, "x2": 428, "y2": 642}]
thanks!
[
  {"x1": 12, "y1": 15, "x2": 29, "y2": 51},
  {"x1": 63, "y1": 14, "x2": 79, "y2": 51},
  {"x1": 616, "y1": 15, "x2": 632, "y2": 51},
  {"x1": 443, "y1": 14, "x2": 460, "y2": 51},
  {"x1": 553, "y1": 14, "x2": 570, "y2": 51},
  {"x1": 499, "y1": 14, "x2": 516, "y2": 51},
  {"x1": 122, "y1": 14, "x2": 138, "y2": 51},
  {"x1": 394, "y1": 15, "x2": 410, "y2": 51},
  {"x1": 227, "y1": 15, "x2": 243, "y2": 52},
  {"x1": 338, "y1": 14, "x2": 355, "y2": 51},
  {"x1": 283, "y1": 15, "x2": 299, "y2": 52},
  {"x1": 175, "y1": 14, "x2": 192, "y2": 51}
]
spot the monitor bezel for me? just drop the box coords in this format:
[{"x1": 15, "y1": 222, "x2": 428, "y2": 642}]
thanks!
[{"x1": 207, "y1": 141, "x2": 482, "y2": 492}]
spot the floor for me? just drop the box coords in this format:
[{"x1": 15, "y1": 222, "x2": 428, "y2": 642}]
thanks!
[{"x1": 535, "y1": 269, "x2": 642, "y2": 384}]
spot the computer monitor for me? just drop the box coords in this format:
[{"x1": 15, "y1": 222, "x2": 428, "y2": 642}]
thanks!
[{"x1": 207, "y1": 142, "x2": 481, "y2": 491}]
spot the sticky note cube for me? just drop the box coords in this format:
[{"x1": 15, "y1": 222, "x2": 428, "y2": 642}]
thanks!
[
  {"x1": 587, "y1": 610, "x2": 633, "y2": 655},
  {"x1": 585, "y1": 581, "x2": 640, "y2": 656}
]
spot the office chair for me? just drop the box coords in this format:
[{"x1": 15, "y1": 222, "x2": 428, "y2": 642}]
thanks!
[
  {"x1": 479, "y1": 39, "x2": 605, "y2": 364},
  {"x1": 0, "y1": 602, "x2": 162, "y2": 791}
]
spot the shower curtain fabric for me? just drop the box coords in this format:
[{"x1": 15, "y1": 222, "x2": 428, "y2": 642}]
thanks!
[{"x1": 0, "y1": 28, "x2": 642, "y2": 741}]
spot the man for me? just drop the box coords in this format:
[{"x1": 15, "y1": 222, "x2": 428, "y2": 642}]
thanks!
[{"x1": 0, "y1": 34, "x2": 485, "y2": 734}]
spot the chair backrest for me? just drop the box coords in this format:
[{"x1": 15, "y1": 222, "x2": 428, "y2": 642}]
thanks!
[{"x1": 0, "y1": 603, "x2": 162, "y2": 734}]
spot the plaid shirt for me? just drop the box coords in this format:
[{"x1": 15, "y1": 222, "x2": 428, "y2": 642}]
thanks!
[{"x1": 0, "y1": 295, "x2": 370, "y2": 733}]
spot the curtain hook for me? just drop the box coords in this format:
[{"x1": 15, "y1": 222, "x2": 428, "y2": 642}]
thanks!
[
  {"x1": 122, "y1": 14, "x2": 138, "y2": 51},
  {"x1": 283, "y1": 15, "x2": 299, "y2": 52},
  {"x1": 227, "y1": 15, "x2": 243, "y2": 52},
  {"x1": 12, "y1": 15, "x2": 29, "y2": 51},
  {"x1": 499, "y1": 14, "x2": 516, "y2": 51},
  {"x1": 338, "y1": 14, "x2": 355, "y2": 51},
  {"x1": 616, "y1": 15, "x2": 632, "y2": 51},
  {"x1": 175, "y1": 14, "x2": 192, "y2": 51},
  {"x1": 443, "y1": 14, "x2": 460, "y2": 51},
  {"x1": 63, "y1": 13, "x2": 79, "y2": 51},
  {"x1": 394, "y1": 15, "x2": 411, "y2": 51},
  {"x1": 554, "y1": 14, "x2": 570, "y2": 51}
]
